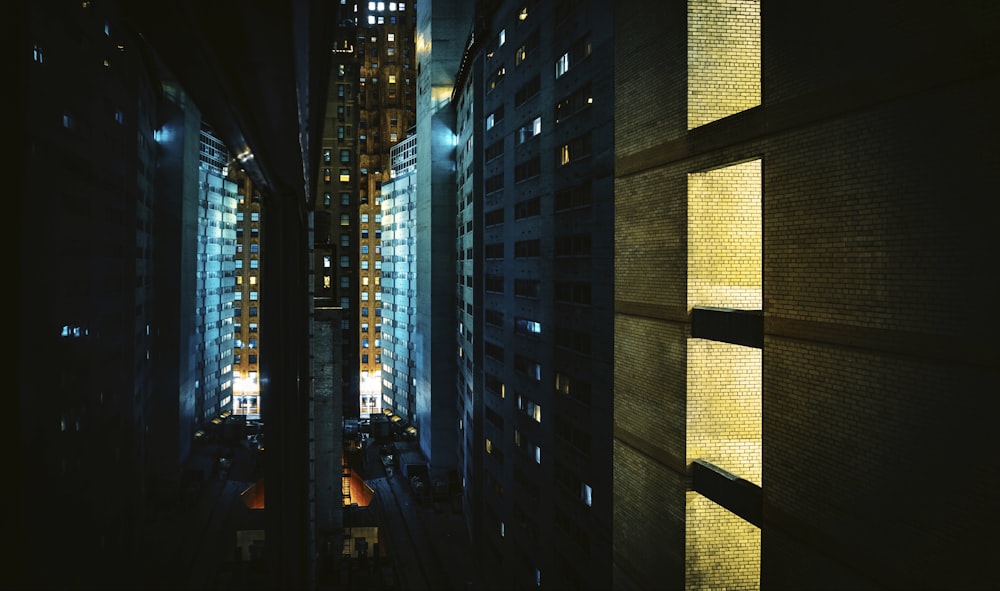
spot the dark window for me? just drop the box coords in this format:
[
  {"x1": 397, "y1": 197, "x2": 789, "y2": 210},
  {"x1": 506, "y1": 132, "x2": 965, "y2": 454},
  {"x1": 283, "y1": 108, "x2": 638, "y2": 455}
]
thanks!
[
  {"x1": 514, "y1": 197, "x2": 540, "y2": 219},
  {"x1": 514, "y1": 239, "x2": 540, "y2": 258},
  {"x1": 485, "y1": 208, "x2": 505, "y2": 226}
]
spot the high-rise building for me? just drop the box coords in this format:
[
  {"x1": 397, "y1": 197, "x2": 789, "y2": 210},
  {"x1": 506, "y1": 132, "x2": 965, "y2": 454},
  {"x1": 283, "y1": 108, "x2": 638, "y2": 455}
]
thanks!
[
  {"x1": 315, "y1": 10, "x2": 363, "y2": 421},
  {"x1": 19, "y1": 2, "x2": 161, "y2": 586},
  {"x1": 230, "y1": 167, "x2": 263, "y2": 417},
  {"x1": 19, "y1": 2, "x2": 241, "y2": 585},
  {"x1": 412, "y1": 0, "x2": 475, "y2": 481},
  {"x1": 316, "y1": 1, "x2": 417, "y2": 420},
  {"x1": 450, "y1": 1, "x2": 616, "y2": 588},
  {"x1": 381, "y1": 131, "x2": 419, "y2": 420},
  {"x1": 195, "y1": 124, "x2": 239, "y2": 423},
  {"x1": 613, "y1": 1, "x2": 1000, "y2": 589}
]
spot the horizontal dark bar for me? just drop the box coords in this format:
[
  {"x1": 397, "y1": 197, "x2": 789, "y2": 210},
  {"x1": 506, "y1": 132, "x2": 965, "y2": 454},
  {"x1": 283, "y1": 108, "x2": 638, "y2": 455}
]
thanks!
[
  {"x1": 691, "y1": 459, "x2": 762, "y2": 527},
  {"x1": 691, "y1": 306, "x2": 763, "y2": 348}
]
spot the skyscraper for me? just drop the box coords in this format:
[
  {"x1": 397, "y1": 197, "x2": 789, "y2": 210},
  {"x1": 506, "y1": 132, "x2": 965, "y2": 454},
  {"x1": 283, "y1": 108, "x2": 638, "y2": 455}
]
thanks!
[
  {"x1": 381, "y1": 131, "x2": 419, "y2": 421},
  {"x1": 230, "y1": 166, "x2": 263, "y2": 418},
  {"x1": 450, "y1": 1, "x2": 616, "y2": 587},
  {"x1": 316, "y1": 0, "x2": 417, "y2": 420}
]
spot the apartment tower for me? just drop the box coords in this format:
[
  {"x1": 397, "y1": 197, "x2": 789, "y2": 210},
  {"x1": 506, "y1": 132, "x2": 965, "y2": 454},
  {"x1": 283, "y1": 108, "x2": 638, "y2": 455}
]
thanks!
[
  {"x1": 230, "y1": 167, "x2": 263, "y2": 417},
  {"x1": 380, "y1": 132, "x2": 419, "y2": 421},
  {"x1": 454, "y1": 1, "x2": 616, "y2": 588},
  {"x1": 316, "y1": 1, "x2": 417, "y2": 419}
]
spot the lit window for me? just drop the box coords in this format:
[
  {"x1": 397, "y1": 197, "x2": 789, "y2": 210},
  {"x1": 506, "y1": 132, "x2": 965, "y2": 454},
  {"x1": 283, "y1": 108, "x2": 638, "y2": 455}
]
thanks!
[
  {"x1": 518, "y1": 6, "x2": 527, "y2": 20},
  {"x1": 33, "y1": 43, "x2": 44, "y2": 63},
  {"x1": 340, "y1": 169, "x2": 351, "y2": 182},
  {"x1": 387, "y1": 32, "x2": 395, "y2": 42},
  {"x1": 498, "y1": 29, "x2": 505, "y2": 46},
  {"x1": 556, "y1": 53, "x2": 569, "y2": 78},
  {"x1": 582, "y1": 483, "x2": 593, "y2": 507}
]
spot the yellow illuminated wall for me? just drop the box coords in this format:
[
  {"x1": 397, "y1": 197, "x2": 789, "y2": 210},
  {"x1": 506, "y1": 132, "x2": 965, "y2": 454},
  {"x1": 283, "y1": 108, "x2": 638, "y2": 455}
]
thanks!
[
  {"x1": 687, "y1": 160, "x2": 762, "y2": 310},
  {"x1": 686, "y1": 158, "x2": 761, "y2": 590},
  {"x1": 687, "y1": 0, "x2": 761, "y2": 130}
]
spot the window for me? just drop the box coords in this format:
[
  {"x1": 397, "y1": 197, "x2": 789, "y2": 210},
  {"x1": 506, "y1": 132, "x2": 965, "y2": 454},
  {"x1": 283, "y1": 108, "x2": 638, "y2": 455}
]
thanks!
[
  {"x1": 514, "y1": 279, "x2": 540, "y2": 298},
  {"x1": 485, "y1": 208, "x2": 504, "y2": 226},
  {"x1": 485, "y1": 174, "x2": 504, "y2": 194},
  {"x1": 341, "y1": 213, "x2": 351, "y2": 226},
  {"x1": 515, "y1": 197, "x2": 540, "y2": 219},
  {"x1": 515, "y1": 317, "x2": 542, "y2": 336},
  {"x1": 514, "y1": 354, "x2": 541, "y2": 381},
  {"x1": 485, "y1": 274, "x2": 504, "y2": 293},
  {"x1": 340, "y1": 168, "x2": 351, "y2": 182},
  {"x1": 556, "y1": 327, "x2": 591, "y2": 355},
  {"x1": 555, "y1": 83, "x2": 593, "y2": 124},
  {"x1": 341, "y1": 192, "x2": 351, "y2": 205},
  {"x1": 555, "y1": 281, "x2": 591, "y2": 304},
  {"x1": 557, "y1": 132, "x2": 592, "y2": 166},
  {"x1": 517, "y1": 116, "x2": 542, "y2": 144},
  {"x1": 485, "y1": 243, "x2": 504, "y2": 260},
  {"x1": 488, "y1": 64, "x2": 506, "y2": 92},
  {"x1": 514, "y1": 157, "x2": 540, "y2": 182},
  {"x1": 323, "y1": 148, "x2": 332, "y2": 163},
  {"x1": 485, "y1": 105, "x2": 503, "y2": 130},
  {"x1": 514, "y1": 239, "x2": 540, "y2": 258},
  {"x1": 340, "y1": 149, "x2": 351, "y2": 163},
  {"x1": 555, "y1": 34, "x2": 592, "y2": 79},
  {"x1": 485, "y1": 140, "x2": 504, "y2": 162},
  {"x1": 515, "y1": 75, "x2": 541, "y2": 107},
  {"x1": 340, "y1": 255, "x2": 350, "y2": 268},
  {"x1": 555, "y1": 180, "x2": 592, "y2": 210},
  {"x1": 323, "y1": 192, "x2": 331, "y2": 207},
  {"x1": 555, "y1": 233, "x2": 592, "y2": 257}
]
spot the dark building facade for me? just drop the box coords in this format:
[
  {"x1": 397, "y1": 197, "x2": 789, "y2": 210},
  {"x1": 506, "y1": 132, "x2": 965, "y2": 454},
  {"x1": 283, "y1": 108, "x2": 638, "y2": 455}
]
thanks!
[
  {"x1": 613, "y1": 1, "x2": 1000, "y2": 589},
  {"x1": 452, "y1": 1, "x2": 617, "y2": 588}
]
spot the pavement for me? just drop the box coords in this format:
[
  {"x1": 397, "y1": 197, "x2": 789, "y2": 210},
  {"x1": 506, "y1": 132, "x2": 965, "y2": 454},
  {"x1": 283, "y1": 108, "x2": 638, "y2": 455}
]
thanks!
[
  {"x1": 135, "y1": 421, "x2": 478, "y2": 590},
  {"x1": 343, "y1": 435, "x2": 478, "y2": 591}
]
